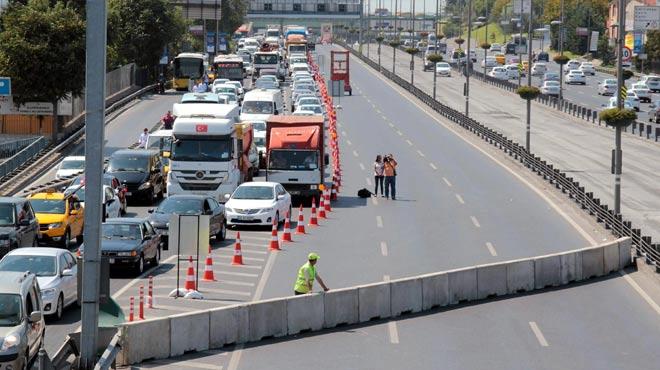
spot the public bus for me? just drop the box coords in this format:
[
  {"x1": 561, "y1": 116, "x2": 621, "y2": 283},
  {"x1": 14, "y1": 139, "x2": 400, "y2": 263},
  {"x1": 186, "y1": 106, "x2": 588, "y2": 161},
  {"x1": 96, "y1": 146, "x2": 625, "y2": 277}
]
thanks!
[
  {"x1": 213, "y1": 55, "x2": 245, "y2": 81},
  {"x1": 172, "y1": 53, "x2": 205, "y2": 90}
]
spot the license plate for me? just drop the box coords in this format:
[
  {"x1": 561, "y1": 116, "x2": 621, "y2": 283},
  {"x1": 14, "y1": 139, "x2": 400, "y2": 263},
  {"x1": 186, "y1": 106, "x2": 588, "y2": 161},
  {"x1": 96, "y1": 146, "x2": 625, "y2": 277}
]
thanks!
[
  {"x1": 125, "y1": 192, "x2": 132, "y2": 196},
  {"x1": 238, "y1": 216, "x2": 252, "y2": 221},
  {"x1": 109, "y1": 258, "x2": 115, "y2": 264},
  {"x1": 289, "y1": 190, "x2": 300, "y2": 195}
]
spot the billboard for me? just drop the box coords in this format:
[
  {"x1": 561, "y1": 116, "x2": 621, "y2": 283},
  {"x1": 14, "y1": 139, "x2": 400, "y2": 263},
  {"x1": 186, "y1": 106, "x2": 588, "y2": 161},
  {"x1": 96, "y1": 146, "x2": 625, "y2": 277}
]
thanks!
[{"x1": 321, "y1": 23, "x2": 333, "y2": 44}]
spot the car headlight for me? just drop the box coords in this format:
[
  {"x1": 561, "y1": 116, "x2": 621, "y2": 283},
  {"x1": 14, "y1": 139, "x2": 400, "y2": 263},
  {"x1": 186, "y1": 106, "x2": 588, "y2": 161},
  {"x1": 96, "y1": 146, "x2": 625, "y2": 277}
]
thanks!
[
  {"x1": 1, "y1": 334, "x2": 19, "y2": 351},
  {"x1": 41, "y1": 288, "x2": 56, "y2": 298},
  {"x1": 117, "y1": 251, "x2": 138, "y2": 257},
  {"x1": 260, "y1": 208, "x2": 274, "y2": 213},
  {"x1": 138, "y1": 182, "x2": 152, "y2": 190},
  {"x1": 48, "y1": 223, "x2": 63, "y2": 229},
  {"x1": 225, "y1": 207, "x2": 234, "y2": 213}
]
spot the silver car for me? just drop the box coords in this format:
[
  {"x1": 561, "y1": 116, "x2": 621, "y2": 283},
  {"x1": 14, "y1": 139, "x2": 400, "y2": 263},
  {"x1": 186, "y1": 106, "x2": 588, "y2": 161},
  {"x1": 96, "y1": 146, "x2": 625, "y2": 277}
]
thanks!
[
  {"x1": 540, "y1": 81, "x2": 561, "y2": 96},
  {"x1": 598, "y1": 79, "x2": 617, "y2": 96}
]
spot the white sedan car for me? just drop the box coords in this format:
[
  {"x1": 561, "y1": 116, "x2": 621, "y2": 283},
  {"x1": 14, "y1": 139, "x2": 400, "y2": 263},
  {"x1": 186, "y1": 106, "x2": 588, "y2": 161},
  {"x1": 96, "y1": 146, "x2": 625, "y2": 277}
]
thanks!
[
  {"x1": 488, "y1": 67, "x2": 508, "y2": 80},
  {"x1": 435, "y1": 62, "x2": 451, "y2": 76},
  {"x1": 564, "y1": 70, "x2": 586, "y2": 85},
  {"x1": 55, "y1": 156, "x2": 85, "y2": 180},
  {"x1": 225, "y1": 182, "x2": 292, "y2": 227},
  {"x1": 630, "y1": 83, "x2": 652, "y2": 103},
  {"x1": 578, "y1": 62, "x2": 595, "y2": 75},
  {"x1": 540, "y1": 81, "x2": 561, "y2": 96},
  {"x1": 608, "y1": 96, "x2": 639, "y2": 111},
  {"x1": 0, "y1": 248, "x2": 78, "y2": 320}
]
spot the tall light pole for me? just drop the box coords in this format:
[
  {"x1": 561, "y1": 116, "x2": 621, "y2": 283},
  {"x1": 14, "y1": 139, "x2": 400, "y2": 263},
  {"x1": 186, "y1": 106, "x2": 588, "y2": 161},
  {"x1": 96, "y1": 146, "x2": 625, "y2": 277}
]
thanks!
[
  {"x1": 359, "y1": 0, "x2": 364, "y2": 54},
  {"x1": 433, "y1": 0, "x2": 439, "y2": 99},
  {"x1": 559, "y1": 0, "x2": 565, "y2": 101},
  {"x1": 613, "y1": 0, "x2": 625, "y2": 214},
  {"x1": 525, "y1": 1, "x2": 533, "y2": 152},
  {"x1": 465, "y1": 0, "x2": 473, "y2": 116},
  {"x1": 411, "y1": 0, "x2": 416, "y2": 85},
  {"x1": 393, "y1": 0, "x2": 398, "y2": 74}
]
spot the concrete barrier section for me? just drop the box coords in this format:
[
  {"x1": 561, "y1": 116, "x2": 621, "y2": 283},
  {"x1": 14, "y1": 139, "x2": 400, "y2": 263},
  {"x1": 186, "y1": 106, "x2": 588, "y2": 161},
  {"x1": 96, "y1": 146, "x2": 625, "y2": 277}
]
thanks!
[
  {"x1": 603, "y1": 241, "x2": 620, "y2": 274},
  {"x1": 506, "y1": 259, "x2": 534, "y2": 293},
  {"x1": 560, "y1": 251, "x2": 582, "y2": 284},
  {"x1": 118, "y1": 317, "x2": 170, "y2": 366},
  {"x1": 534, "y1": 254, "x2": 561, "y2": 289},
  {"x1": 448, "y1": 268, "x2": 477, "y2": 304},
  {"x1": 170, "y1": 311, "x2": 210, "y2": 357},
  {"x1": 390, "y1": 277, "x2": 422, "y2": 316},
  {"x1": 477, "y1": 263, "x2": 507, "y2": 299},
  {"x1": 287, "y1": 293, "x2": 324, "y2": 335},
  {"x1": 248, "y1": 297, "x2": 287, "y2": 341},
  {"x1": 358, "y1": 282, "x2": 391, "y2": 322},
  {"x1": 323, "y1": 287, "x2": 359, "y2": 328},
  {"x1": 209, "y1": 304, "x2": 249, "y2": 348},
  {"x1": 581, "y1": 246, "x2": 604, "y2": 279},
  {"x1": 618, "y1": 237, "x2": 632, "y2": 269},
  {"x1": 420, "y1": 272, "x2": 449, "y2": 310}
]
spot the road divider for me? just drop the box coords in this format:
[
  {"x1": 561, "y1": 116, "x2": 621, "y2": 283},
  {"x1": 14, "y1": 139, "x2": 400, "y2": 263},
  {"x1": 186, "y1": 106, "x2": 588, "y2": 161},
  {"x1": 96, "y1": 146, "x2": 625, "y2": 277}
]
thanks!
[{"x1": 117, "y1": 237, "x2": 631, "y2": 365}]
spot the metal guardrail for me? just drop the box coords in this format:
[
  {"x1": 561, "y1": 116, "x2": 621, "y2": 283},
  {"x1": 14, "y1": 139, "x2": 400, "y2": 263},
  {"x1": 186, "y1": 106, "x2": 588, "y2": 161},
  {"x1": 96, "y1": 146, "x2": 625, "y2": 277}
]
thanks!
[
  {"x1": 0, "y1": 137, "x2": 49, "y2": 178},
  {"x1": 0, "y1": 137, "x2": 40, "y2": 158},
  {"x1": 342, "y1": 41, "x2": 660, "y2": 271},
  {"x1": 94, "y1": 332, "x2": 121, "y2": 370}
]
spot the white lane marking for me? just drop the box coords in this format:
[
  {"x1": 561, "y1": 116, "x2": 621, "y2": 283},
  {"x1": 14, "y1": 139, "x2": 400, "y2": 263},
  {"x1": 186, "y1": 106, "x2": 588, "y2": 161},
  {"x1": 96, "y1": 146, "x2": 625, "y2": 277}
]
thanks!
[
  {"x1": 443, "y1": 177, "x2": 452, "y2": 187},
  {"x1": 396, "y1": 130, "x2": 403, "y2": 136},
  {"x1": 112, "y1": 255, "x2": 178, "y2": 299},
  {"x1": 142, "y1": 360, "x2": 223, "y2": 370},
  {"x1": 381, "y1": 115, "x2": 387, "y2": 120},
  {"x1": 236, "y1": 235, "x2": 271, "y2": 241},
  {"x1": 455, "y1": 194, "x2": 465, "y2": 204},
  {"x1": 352, "y1": 52, "x2": 597, "y2": 245},
  {"x1": 383, "y1": 275, "x2": 390, "y2": 282},
  {"x1": 405, "y1": 139, "x2": 413, "y2": 146},
  {"x1": 215, "y1": 263, "x2": 262, "y2": 270},
  {"x1": 388, "y1": 321, "x2": 400, "y2": 344},
  {"x1": 620, "y1": 271, "x2": 660, "y2": 316},
  {"x1": 196, "y1": 287, "x2": 252, "y2": 297},
  {"x1": 429, "y1": 163, "x2": 438, "y2": 170},
  {"x1": 371, "y1": 196, "x2": 379, "y2": 206},
  {"x1": 239, "y1": 241, "x2": 269, "y2": 248},
  {"x1": 346, "y1": 139, "x2": 353, "y2": 146},
  {"x1": 380, "y1": 241, "x2": 389, "y2": 256},
  {"x1": 215, "y1": 255, "x2": 265, "y2": 262},
  {"x1": 359, "y1": 162, "x2": 365, "y2": 170},
  {"x1": 375, "y1": 108, "x2": 382, "y2": 114},
  {"x1": 213, "y1": 280, "x2": 255, "y2": 287},
  {"x1": 486, "y1": 242, "x2": 498, "y2": 256},
  {"x1": 376, "y1": 216, "x2": 384, "y2": 228},
  {"x1": 342, "y1": 130, "x2": 347, "y2": 136},
  {"x1": 417, "y1": 150, "x2": 426, "y2": 157},
  {"x1": 388, "y1": 122, "x2": 395, "y2": 128},
  {"x1": 529, "y1": 321, "x2": 549, "y2": 347},
  {"x1": 470, "y1": 216, "x2": 481, "y2": 228},
  {"x1": 353, "y1": 150, "x2": 359, "y2": 157},
  {"x1": 215, "y1": 271, "x2": 259, "y2": 278},
  {"x1": 215, "y1": 249, "x2": 267, "y2": 255},
  {"x1": 366, "y1": 177, "x2": 373, "y2": 186}
]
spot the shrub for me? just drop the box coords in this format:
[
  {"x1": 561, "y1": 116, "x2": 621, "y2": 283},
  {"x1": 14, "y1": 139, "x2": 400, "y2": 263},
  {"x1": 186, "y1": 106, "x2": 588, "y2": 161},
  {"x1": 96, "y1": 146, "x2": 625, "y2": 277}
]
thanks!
[
  {"x1": 405, "y1": 47, "x2": 420, "y2": 55},
  {"x1": 480, "y1": 42, "x2": 491, "y2": 50},
  {"x1": 376, "y1": 36, "x2": 384, "y2": 43},
  {"x1": 397, "y1": 27, "x2": 404, "y2": 32},
  {"x1": 516, "y1": 86, "x2": 541, "y2": 100},
  {"x1": 389, "y1": 41, "x2": 401, "y2": 48},
  {"x1": 427, "y1": 54, "x2": 443, "y2": 63},
  {"x1": 616, "y1": 69, "x2": 634, "y2": 81},
  {"x1": 553, "y1": 55, "x2": 569, "y2": 65},
  {"x1": 436, "y1": 33, "x2": 445, "y2": 40},
  {"x1": 455, "y1": 38, "x2": 465, "y2": 45},
  {"x1": 599, "y1": 108, "x2": 637, "y2": 128}
]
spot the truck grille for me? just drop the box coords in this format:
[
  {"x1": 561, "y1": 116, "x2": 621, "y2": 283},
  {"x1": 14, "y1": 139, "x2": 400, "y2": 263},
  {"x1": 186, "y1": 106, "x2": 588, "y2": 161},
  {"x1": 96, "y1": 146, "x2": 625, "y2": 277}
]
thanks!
[
  {"x1": 180, "y1": 183, "x2": 220, "y2": 191},
  {"x1": 233, "y1": 209, "x2": 260, "y2": 215}
]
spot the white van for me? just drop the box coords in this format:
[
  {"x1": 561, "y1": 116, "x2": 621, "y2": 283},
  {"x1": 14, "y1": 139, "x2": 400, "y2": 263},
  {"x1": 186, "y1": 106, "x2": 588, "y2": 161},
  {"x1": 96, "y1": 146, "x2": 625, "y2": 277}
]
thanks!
[
  {"x1": 240, "y1": 89, "x2": 284, "y2": 122},
  {"x1": 290, "y1": 63, "x2": 310, "y2": 75},
  {"x1": 146, "y1": 129, "x2": 173, "y2": 151}
]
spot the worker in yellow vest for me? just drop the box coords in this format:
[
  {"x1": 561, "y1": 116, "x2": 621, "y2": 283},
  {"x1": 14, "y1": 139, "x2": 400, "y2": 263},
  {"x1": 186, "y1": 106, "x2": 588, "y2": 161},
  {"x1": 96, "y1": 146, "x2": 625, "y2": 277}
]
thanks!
[{"x1": 294, "y1": 253, "x2": 329, "y2": 295}]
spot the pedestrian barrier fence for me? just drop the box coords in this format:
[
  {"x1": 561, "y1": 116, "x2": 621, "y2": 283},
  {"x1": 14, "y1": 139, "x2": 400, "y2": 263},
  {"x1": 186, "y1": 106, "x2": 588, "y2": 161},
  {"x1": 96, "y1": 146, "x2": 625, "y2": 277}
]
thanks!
[
  {"x1": 0, "y1": 136, "x2": 40, "y2": 158},
  {"x1": 117, "y1": 238, "x2": 631, "y2": 365},
  {"x1": 345, "y1": 41, "x2": 660, "y2": 270},
  {"x1": 0, "y1": 136, "x2": 48, "y2": 178}
]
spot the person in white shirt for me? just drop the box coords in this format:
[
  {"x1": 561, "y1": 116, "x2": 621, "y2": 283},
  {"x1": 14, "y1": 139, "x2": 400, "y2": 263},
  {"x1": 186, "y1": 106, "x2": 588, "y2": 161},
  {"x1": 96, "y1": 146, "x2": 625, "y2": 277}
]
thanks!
[{"x1": 138, "y1": 128, "x2": 149, "y2": 148}]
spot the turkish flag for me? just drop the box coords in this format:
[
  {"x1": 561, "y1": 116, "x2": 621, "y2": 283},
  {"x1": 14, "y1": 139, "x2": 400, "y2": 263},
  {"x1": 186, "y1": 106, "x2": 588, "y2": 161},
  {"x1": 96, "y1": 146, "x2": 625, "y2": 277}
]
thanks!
[{"x1": 196, "y1": 124, "x2": 208, "y2": 133}]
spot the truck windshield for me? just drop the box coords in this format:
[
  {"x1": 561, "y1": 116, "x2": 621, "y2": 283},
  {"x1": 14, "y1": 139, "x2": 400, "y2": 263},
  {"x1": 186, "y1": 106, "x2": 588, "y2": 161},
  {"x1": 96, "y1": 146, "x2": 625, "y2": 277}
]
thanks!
[
  {"x1": 289, "y1": 45, "x2": 306, "y2": 53},
  {"x1": 171, "y1": 139, "x2": 231, "y2": 162},
  {"x1": 269, "y1": 150, "x2": 318, "y2": 170},
  {"x1": 242, "y1": 101, "x2": 273, "y2": 114},
  {"x1": 254, "y1": 54, "x2": 278, "y2": 64}
]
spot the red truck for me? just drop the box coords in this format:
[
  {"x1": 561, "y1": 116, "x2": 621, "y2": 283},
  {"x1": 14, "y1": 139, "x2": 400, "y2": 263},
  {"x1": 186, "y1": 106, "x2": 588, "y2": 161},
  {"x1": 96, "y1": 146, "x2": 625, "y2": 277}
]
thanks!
[{"x1": 265, "y1": 116, "x2": 327, "y2": 199}]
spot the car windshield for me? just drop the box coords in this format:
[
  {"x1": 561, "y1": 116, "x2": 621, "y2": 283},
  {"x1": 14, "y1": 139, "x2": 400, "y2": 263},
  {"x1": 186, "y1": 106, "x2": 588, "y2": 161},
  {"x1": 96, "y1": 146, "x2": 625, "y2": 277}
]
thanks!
[
  {"x1": 65, "y1": 188, "x2": 85, "y2": 202},
  {"x1": 60, "y1": 159, "x2": 84, "y2": 170},
  {"x1": 269, "y1": 150, "x2": 318, "y2": 170},
  {"x1": 156, "y1": 198, "x2": 203, "y2": 214},
  {"x1": 0, "y1": 204, "x2": 15, "y2": 226},
  {"x1": 242, "y1": 101, "x2": 273, "y2": 114},
  {"x1": 102, "y1": 223, "x2": 141, "y2": 240},
  {"x1": 108, "y1": 156, "x2": 148, "y2": 172},
  {"x1": 255, "y1": 81, "x2": 278, "y2": 89},
  {"x1": 437, "y1": 63, "x2": 450, "y2": 68},
  {"x1": 254, "y1": 137, "x2": 266, "y2": 147},
  {"x1": 232, "y1": 186, "x2": 274, "y2": 200},
  {"x1": 0, "y1": 294, "x2": 21, "y2": 326},
  {"x1": 252, "y1": 121, "x2": 266, "y2": 131},
  {"x1": 30, "y1": 199, "x2": 65, "y2": 214},
  {"x1": 299, "y1": 98, "x2": 320, "y2": 105},
  {"x1": 299, "y1": 105, "x2": 322, "y2": 114},
  {"x1": 0, "y1": 255, "x2": 57, "y2": 277}
]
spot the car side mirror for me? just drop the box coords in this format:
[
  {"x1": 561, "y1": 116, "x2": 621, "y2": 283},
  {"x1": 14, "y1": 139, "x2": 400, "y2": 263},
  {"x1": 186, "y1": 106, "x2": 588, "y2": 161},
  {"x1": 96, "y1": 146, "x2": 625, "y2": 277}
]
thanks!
[
  {"x1": 29, "y1": 311, "x2": 42, "y2": 323},
  {"x1": 144, "y1": 235, "x2": 152, "y2": 241},
  {"x1": 19, "y1": 219, "x2": 30, "y2": 226},
  {"x1": 70, "y1": 209, "x2": 79, "y2": 215},
  {"x1": 61, "y1": 269, "x2": 73, "y2": 277},
  {"x1": 224, "y1": 194, "x2": 231, "y2": 200},
  {"x1": 277, "y1": 195, "x2": 285, "y2": 200},
  {"x1": 204, "y1": 209, "x2": 213, "y2": 215},
  {"x1": 147, "y1": 208, "x2": 154, "y2": 213},
  {"x1": 324, "y1": 154, "x2": 330, "y2": 165}
]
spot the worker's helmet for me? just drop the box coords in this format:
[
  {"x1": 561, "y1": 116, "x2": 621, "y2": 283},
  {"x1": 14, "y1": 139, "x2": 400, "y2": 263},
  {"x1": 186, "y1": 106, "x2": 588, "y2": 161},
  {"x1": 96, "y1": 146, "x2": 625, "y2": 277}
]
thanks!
[{"x1": 308, "y1": 253, "x2": 319, "y2": 261}]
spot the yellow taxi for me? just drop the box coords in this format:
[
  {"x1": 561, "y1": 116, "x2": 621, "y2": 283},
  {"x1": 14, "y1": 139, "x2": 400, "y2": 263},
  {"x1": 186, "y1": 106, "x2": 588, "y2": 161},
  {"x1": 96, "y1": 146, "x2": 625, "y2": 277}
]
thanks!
[
  {"x1": 495, "y1": 53, "x2": 506, "y2": 65},
  {"x1": 522, "y1": 60, "x2": 530, "y2": 72},
  {"x1": 28, "y1": 189, "x2": 84, "y2": 248}
]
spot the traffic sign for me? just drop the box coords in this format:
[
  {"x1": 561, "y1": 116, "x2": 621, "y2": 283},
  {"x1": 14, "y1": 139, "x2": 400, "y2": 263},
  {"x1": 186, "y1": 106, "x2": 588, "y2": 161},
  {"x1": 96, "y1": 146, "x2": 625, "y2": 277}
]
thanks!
[
  {"x1": 0, "y1": 77, "x2": 10, "y2": 96},
  {"x1": 622, "y1": 47, "x2": 632, "y2": 61},
  {"x1": 634, "y1": 6, "x2": 660, "y2": 31}
]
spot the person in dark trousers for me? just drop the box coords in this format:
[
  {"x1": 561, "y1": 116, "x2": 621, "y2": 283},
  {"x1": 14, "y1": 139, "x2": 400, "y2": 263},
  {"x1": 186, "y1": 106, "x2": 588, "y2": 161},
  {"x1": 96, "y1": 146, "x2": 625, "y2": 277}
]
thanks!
[
  {"x1": 383, "y1": 154, "x2": 397, "y2": 200},
  {"x1": 161, "y1": 110, "x2": 175, "y2": 130},
  {"x1": 293, "y1": 253, "x2": 329, "y2": 295},
  {"x1": 373, "y1": 155, "x2": 384, "y2": 197}
]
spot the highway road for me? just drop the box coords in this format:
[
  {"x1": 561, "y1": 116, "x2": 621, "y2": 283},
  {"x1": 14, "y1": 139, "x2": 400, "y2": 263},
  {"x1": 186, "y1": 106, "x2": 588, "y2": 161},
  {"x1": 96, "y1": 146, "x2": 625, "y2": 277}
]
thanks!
[
  {"x1": 122, "y1": 45, "x2": 660, "y2": 369},
  {"x1": 363, "y1": 42, "x2": 660, "y2": 244}
]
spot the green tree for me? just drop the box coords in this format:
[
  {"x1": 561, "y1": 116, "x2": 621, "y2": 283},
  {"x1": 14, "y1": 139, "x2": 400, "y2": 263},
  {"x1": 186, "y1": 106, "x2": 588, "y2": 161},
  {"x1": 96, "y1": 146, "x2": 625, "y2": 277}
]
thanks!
[
  {"x1": 0, "y1": 0, "x2": 85, "y2": 141},
  {"x1": 645, "y1": 30, "x2": 660, "y2": 72},
  {"x1": 107, "y1": 0, "x2": 186, "y2": 77},
  {"x1": 220, "y1": 0, "x2": 247, "y2": 35}
]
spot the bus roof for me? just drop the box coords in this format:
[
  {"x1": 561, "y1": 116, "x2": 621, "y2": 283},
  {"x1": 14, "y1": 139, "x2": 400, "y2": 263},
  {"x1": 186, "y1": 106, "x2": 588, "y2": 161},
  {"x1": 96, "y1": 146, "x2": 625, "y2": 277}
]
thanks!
[
  {"x1": 175, "y1": 52, "x2": 205, "y2": 59},
  {"x1": 213, "y1": 55, "x2": 244, "y2": 63}
]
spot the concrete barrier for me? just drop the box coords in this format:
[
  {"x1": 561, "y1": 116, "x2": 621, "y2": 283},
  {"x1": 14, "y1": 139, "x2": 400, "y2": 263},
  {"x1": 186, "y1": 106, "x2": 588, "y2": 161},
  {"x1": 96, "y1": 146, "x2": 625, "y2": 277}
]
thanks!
[
  {"x1": 248, "y1": 297, "x2": 287, "y2": 341},
  {"x1": 358, "y1": 282, "x2": 391, "y2": 322},
  {"x1": 420, "y1": 272, "x2": 449, "y2": 310},
  {"x1": 448, "y1": 267, "x2": 477, "y2": 304},
  {"x1": 287, "y1": 293, "x2": 324, "y2": 335},
  {"x1": 170, "y1": 311, "x2": 210, "y2": 357},
  {"x1": 506, "y1": 259, "x2": 534, "y2": 293},
  {"x1": 390, "y1": 277, "x2": 422, "y2": 316},
  {"x1": 560, "y1": 251, "x2": 582, "y2": 284},
  {"x1": 618, "y1": 237, "x2": 632, "y2": 269},
  {"x1": 582, "y1": 246, "x2": 605, "y2": 279},
  {"x1": 209, "y1": 304, "x2": 249, "y2": 348},
  {"x1": 534, "y1": 254, "x2": 562, "y2": 289},
  {"x1": 118, "y1": 317, "x2": 170, "y2": 365},
  {"x1": 603, "y1": 240, "x2": 620, "y2": 274},
  {"x1": 323, "y1": 287, "x2": 359, "y2": 328},
  {"x1": 477, "y1": 263, "x2": 507, "y2": 299}
]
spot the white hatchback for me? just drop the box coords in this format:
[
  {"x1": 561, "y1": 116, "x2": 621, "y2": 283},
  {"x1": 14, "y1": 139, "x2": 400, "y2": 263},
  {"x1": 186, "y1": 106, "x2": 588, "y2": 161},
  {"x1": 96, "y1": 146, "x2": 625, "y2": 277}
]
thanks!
[
  {"x1": 225, "y1": 182, "x2": 292, "y2": 227},
  {"x1": 55, "y1": 156, "x2": 85, "y2": 180},
  {"x1": 564, "y1": 70, "x2": 586, "y2": 85},
  {"x1": 489, "y1": 67, "x2": 508, "y2": 80}
]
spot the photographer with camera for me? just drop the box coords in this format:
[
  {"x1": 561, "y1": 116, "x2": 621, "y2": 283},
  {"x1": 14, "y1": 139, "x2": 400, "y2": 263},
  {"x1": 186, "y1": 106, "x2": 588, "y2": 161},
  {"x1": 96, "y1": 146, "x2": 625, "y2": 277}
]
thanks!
[{"x1": 383, "y1": 154, "x2": 398, "y2": 200}]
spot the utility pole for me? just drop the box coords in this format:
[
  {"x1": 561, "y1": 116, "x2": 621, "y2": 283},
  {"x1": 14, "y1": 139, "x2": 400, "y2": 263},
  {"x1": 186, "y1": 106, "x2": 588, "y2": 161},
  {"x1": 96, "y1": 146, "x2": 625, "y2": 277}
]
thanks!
[
  {"x1": 614, "y1": 0, "x2": 625, "y2": 214},
  {"x1": 517, "y1": 0, "x2": 523, "y2": 86},
  {"x1": 393, "y1": 0, "x2": 398, "y2": 74},
  {"x1": 465, "y1": 0, "x2": 473, "y2": 116},
  {"x1": 411, "y1": 0, "x2": 416, "y2": 85},
  {"x1": 359, "y1": 0, "x2": 364, "y2": 54},
  {"x1": 559, "y1": 0, "x2": 565, "y2": 101},
  {"x1": 525, "y1": 1, "x2": 533, "y2": 152},
  {"x1": 433, "y1": 0, "x2": 439, "y2": 100},
  {"x1": 79, "y1": 0, "x2": 106, "y2": 368}
]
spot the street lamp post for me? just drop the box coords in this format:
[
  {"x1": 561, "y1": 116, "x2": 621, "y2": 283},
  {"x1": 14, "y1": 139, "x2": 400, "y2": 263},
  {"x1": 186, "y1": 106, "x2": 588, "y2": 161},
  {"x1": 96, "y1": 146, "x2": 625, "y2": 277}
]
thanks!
[
  {"x1": 411, "y1": 0, "x2": 416, "y2": 86},
  {"x1": 433, "y1": 0, "x2": 439, "y2": 99},
  {"x1": 614, "y1": 0, "x2": 625, "y2": 214},
  {"x1": 525, "y1": 2, "x2": 533, "y2": 152},
  {"x1": 465, "y1": 0, "x2": 473, "y2": 116},
  {"x1": 559, "y1": 0, "x2": 565, "y2": 101},
  {"x1": 393, "y1": 0, "x2": 398, "y2": 74}
]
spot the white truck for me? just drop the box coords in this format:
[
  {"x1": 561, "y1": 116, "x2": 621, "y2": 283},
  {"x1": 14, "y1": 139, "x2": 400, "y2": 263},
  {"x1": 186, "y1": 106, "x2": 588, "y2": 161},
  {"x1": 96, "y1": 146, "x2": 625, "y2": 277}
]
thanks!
[{"x1": 167, "y1": 103, "x2": 243, "y2": 201}]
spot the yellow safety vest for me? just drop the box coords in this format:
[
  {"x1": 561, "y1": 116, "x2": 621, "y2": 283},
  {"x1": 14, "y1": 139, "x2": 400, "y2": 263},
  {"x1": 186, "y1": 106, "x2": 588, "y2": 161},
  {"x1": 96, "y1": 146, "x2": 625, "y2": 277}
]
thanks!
[{"x1": 294, "y1": 262, "x2": 316, "y2": 293}]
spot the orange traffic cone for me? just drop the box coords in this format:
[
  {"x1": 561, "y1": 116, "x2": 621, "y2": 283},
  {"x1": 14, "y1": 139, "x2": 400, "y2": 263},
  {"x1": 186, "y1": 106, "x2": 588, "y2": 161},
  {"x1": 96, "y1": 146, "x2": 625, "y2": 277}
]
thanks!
[
  {"x1": 295, "y1": 205, "x2": 306, "y2": 234},
  {"x1": 282, "y1": 211, "x2": 292, "y2": 242},
  {"x1": 232, "y1": 232, "x2": 244, "y2": 265},
  {"x1": 184, "y1": 256, "x2": 196, "y2": 291},
  {"x1": 324, "y1": 188, "x2": 332, "y2": 211},
  {"x1": 331, "y1": 182, "x2": 338, "y2": 201},
  {"x1": 269, "y1": 219, "x2": 281, "y2": 251},
  {"x1": 309, "y1": 197, "x2": 319, "y2": 226},
  {"x1": 318, "y1": 193, "x2": 327, "y2": 219},
  {"x1": 202, "y1": 250, "x2": 215, "y2": 281}
]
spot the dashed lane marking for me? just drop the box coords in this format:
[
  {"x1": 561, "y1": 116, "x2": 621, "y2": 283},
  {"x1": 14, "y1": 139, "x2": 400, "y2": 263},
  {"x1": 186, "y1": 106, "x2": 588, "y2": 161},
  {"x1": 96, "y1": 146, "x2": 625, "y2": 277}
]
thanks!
[
  {"x1": 455, "y1": 194, "x2": 465, "y2": 204},
  {"x1": 417, "y1": 150, "x2": 425, "y2": 157},
  {"x1": 429, "y1": 163, "x2": 438, "y2": 170},
  {"x1": 388, "y1": 321, "x2": 400, "y2": 344},
  {"x1": 215, "y1": 271, "x2": 259, "y2": 278},
  {"x1": 406, "y1": 139, "x2": 413, "y2": 146},
  {"x1": 213, "y1": 280, "x2": 255, "y2": 287},
  {"x1": 396, "y1": 130, "x2": 403, "y2": 136},
  {"x1": 381, "y1": 115, "x2": 387, "y2": 120},
  {"x1": 353, "y1": 150, "x2": 359, "y2": 157},
  {"x1": 620, "y1": 271, "x2": 660, "y2": 316},
  {"x1": 380, "y1": 241, "x2": 388, "y2": 256},
  {"x1": 376, "y1": 216, "x2": 384, "y2": 228},
  {"x1": 346, "y1": 139, "x2": 352, "y2": 146},
  {"x1": 486, "y1": 242, "x2": 498, "y2": 256},
  {"x1": 215, "y1": 255, "x2": 265, "y2": 262},
  {"x1": 215, "y1": 263, "x2": 262, "y2": 270},
  {"x1": 529, "y1": 321, "x2": 549, "y2": 347},
  {"x1": 215, "y1": 249, "x2": 267, "y2": 255},
  {"x1": 443, "y1": 177, "x2": 452, "y2": 187},
  {"x1": 388, "y1": 122, "x2": 395, "y2": 128},
  {"x1": 470, "y1": 216, "x2": 481, "y2": 228},
  {"x1": 359, "y1": 163, "x2": 365, "y2": 170},
  {"x1": 193, "y1": 287, "x2": 252, "y2": 297}
]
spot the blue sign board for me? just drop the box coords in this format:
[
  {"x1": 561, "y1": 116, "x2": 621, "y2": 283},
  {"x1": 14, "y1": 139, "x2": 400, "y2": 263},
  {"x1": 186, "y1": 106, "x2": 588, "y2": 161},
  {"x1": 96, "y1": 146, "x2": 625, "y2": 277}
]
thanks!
[
  {"x1": 0, "y1": 77, "x2": 10, "y2": 96},
  {"x1": 207, "y1": 32, "x2": 216, "y2": 53},
  {"x1": 217, "y1": 32, "x2": 228, "y2": 53},
  {"x1": 634, "y1": 33, "x2": 643, "y2": 54}
]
